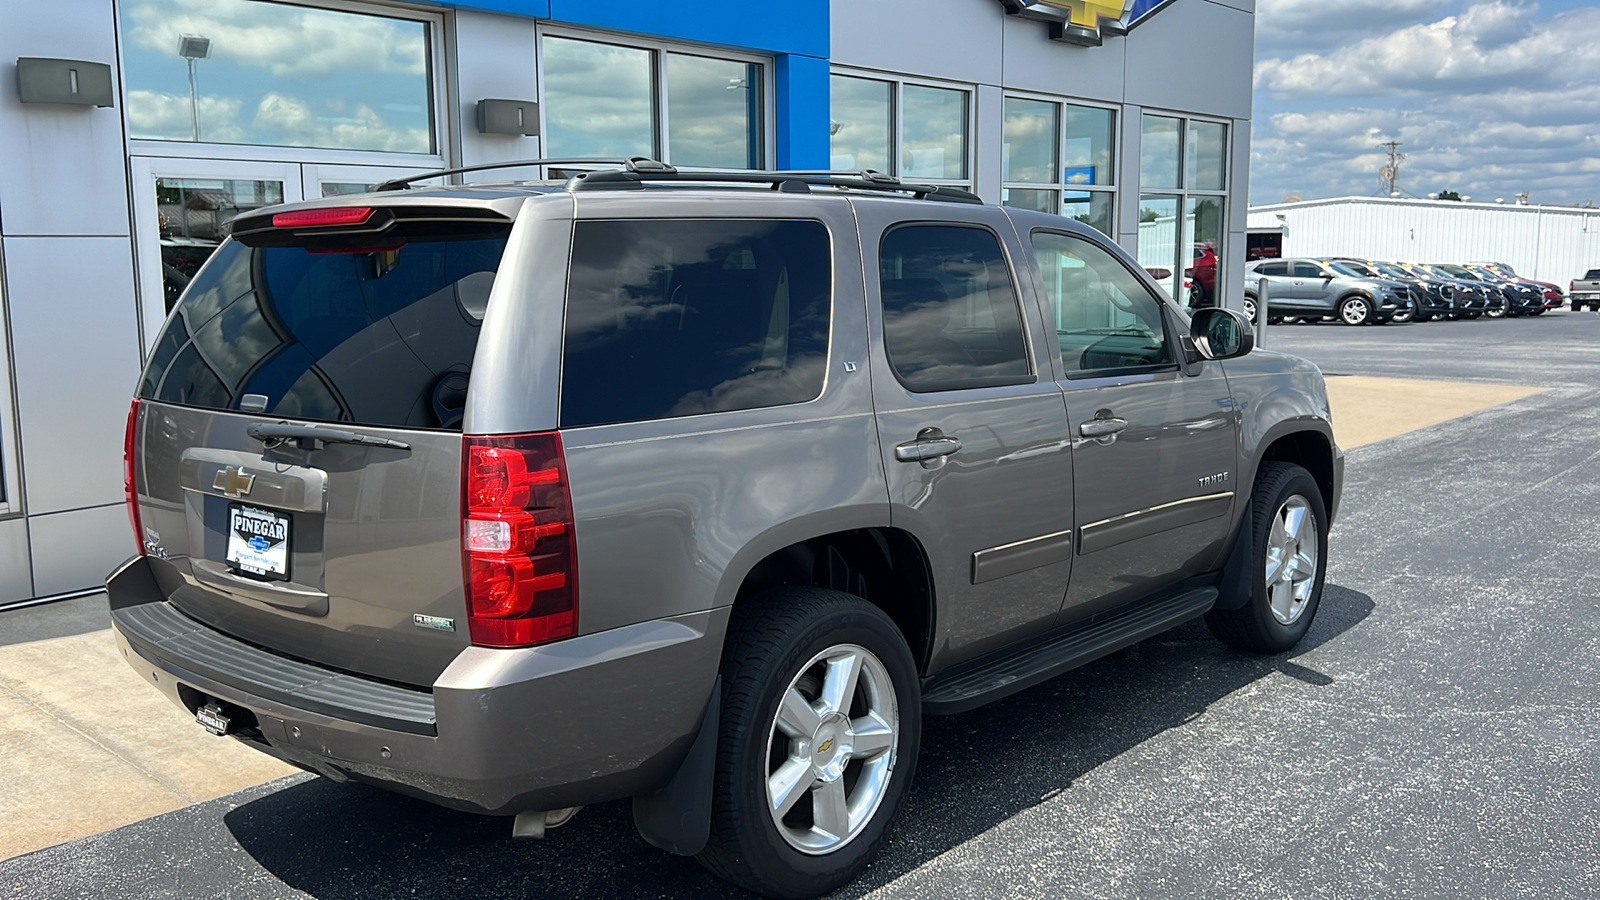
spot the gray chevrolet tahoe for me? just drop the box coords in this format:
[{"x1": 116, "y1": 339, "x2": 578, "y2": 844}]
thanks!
[{"x1": 109, "y1": 159, "x2": 1342, "y2": 898}]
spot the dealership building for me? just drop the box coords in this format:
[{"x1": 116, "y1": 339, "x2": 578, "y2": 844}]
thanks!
[{"x1": 0, "y1": 0, "x2": 1255, "y2": 606}]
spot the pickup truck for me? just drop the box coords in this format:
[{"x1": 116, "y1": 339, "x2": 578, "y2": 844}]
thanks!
[{"x1": 1572, "y1": 269, "x2": 1600, "y2": 311}]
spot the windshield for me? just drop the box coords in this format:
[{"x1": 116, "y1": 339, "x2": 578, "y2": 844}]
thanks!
[
  {"x1": 1376, "y1": 263, "x2": 1413, "y2": 280},
  {"x1": 1327, "y1": 261, "x2": 1371, "y2": 278},
  {"x1": 138, "y1": 227, "x2": 511, "y2": 431}
]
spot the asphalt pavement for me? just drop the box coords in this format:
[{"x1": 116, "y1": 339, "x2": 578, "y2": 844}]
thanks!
[{"x1": 5, "y1": 313, "x2": 1598, "y2": 899}]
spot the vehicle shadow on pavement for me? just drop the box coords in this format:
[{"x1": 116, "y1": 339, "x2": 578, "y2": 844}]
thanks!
[{"x1": 224, "y1": 585, "x2": 1374, "y2": 900}]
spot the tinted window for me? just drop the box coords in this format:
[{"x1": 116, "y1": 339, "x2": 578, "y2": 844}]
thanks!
[
  {"x1": 1254, "y1": 261, "x2": 1288, "y2": 276},
  {"x1": 561, "y1": 219, "x2": 831, "y2": 428},
  {"x1": 878, "y1": 225, "x2": 1031, "y2": 392},
  {"x1": 1031, "y1": 231, "x2": 1172, "y2": 375},
  {"x1": 139, "y1": 230, "x2": 508, "y2": 430},
  {"x1": 1292, "y1": 262, "x2": 1327, "y2": 278}
]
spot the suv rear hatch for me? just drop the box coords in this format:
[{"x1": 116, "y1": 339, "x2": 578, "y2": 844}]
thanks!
[{"x1": 130, "y1": 200, "x2": 516, "y2": 687}]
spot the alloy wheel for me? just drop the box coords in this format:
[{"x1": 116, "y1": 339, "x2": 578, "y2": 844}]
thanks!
[
  {"x1": 1264, "y1": 494, "x2": 1319, "y2": 626},
  {"x1": 1340, "y1": 298, "x2": 1370, "y2": 325},
  {"x1": 765, "y1": 644, "x2": 899, "y2": 855}
]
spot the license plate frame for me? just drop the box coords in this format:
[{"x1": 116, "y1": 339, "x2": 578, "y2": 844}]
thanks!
[{"x1": 226, "y1": 503, "x2": 291, "y2": 581}]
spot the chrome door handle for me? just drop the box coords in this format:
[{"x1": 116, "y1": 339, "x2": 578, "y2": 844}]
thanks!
[
  {"x1": 1079, "y1": 417, "x2": 1128, "y2": 439},
  {"x1": 895, "y1": 429, "x2": 962, "y2": 466}
]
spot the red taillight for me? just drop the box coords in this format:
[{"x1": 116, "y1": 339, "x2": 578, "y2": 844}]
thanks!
[
  {"x1": 461, "y1": 433, "x2": 577, "y2": 648},
  {"x1": 272, "y1": 206, "x2": 374, "y2": 228},
  {"x1": 124, "y1": 399, "x2": 144, "y2": 555}
]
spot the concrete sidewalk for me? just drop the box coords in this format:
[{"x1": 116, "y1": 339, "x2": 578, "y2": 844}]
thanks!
[
  {"x1": 0, "y1": 594, "x2": 295, "y2": 860},
  {"x1": 0, "y1": 374, "x2": 1547, "y2": 862}
]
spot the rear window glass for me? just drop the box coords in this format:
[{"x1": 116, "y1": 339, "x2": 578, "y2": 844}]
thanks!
[
  {"x1": 560, "y1": 219, "x2": 832, "y2": 429},
  {"x1": 139, "y1": 230, "x2": 509, "y2": 431}
]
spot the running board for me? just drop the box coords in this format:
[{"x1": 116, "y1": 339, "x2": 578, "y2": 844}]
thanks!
[{"x1": 921, "y1": 588, "x2": 1217, "y2": 715}]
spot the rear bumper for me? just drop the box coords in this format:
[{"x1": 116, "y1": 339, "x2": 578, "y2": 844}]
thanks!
[{"x1": 107, "y1": 556, "x2": 727, "y2": 816}]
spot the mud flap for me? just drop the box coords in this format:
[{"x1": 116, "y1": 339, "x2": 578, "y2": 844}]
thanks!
[
  {"x1": 1211, "y1": 501, "x2": 1255, "y2": 611},
  {"x1": 632, "y1": 679, "x2": 720, "y2": 856}
]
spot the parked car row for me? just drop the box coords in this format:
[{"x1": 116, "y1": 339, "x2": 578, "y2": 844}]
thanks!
[{"x1": 1239, "y1": 257, "x2": 1565, "y2": 325}]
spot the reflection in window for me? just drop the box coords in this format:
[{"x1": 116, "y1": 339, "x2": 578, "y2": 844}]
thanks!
[
  {"x1": 120, "y1": 0, "x2": 433, "y2": 152},
  {"x1": 902, "y1": 86, "x2": 968, "y2": 180},
  {"x1": 831, "y1": 74, "x2": 971, "y2": 185},
  {"x1": 829, "y1": 75, "x2": 892, "y2": 172},
  {"x1": 879, "y1": 226, "x2": 1030, "y2": 392},
  {"x1": 1064, "y1": 104, "x2": 1116, "y2": 187},
  {"x1": 1137, "y1": 194, "x2": 1182, "y2": 302},
  {"x1": 1140, "y1": 114, "x2": 1182, "y2": 189},
  {"x1": 1063, "y1": 192, "x2": 1115, "y2": 238},
  {"x1": 667, "y1": 54, "x2": 761, "y2": 169},
  {"x1": 1187, "y1": 120, "x2": 1228, "y2": 191},
  {"x1": 543, "y1": 37, "x2": 656, "y2": 159},
  {"x1": 561, "y1": 220, "x2": 832, "y2": 428},
  {"x1": 155, "y1": 177, "x2": 284, "y2": 312},
  {"x1": 1001, "y1": 189, "x2": 1056, "y2": 214},
  {"x1": 1003, "y1": 98, "x2": 1057, "y2": 185},
  {"x1": 1032, "y1": 231, "x2": 1171, "y2": 375}
]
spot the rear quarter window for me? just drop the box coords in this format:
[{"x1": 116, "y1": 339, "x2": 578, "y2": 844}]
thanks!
[{"x1": 560, "y1": 219, "x2": 832, "y2": 428}]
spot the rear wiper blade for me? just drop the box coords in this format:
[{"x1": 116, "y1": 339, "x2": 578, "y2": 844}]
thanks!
[{"x1": 247, "y1": 422, "x2": 410, "y2": 451}]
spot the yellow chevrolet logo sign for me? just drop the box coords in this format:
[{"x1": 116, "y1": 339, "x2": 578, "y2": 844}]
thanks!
[
  {"x1": 1032, "y1": 0, "x2": 1124, "y2": 28},
  {"x1": 212, "y1": 466, "x2": 255, "y2": 499}
]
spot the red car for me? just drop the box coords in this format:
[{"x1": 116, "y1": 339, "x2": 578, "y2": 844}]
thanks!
[
  {"x1": 1185, "y1": 243, "x2": 1218, "y2": 305},
  {"x1": 1472, "y1": 262, "x2": 1565, "y2": 311}
]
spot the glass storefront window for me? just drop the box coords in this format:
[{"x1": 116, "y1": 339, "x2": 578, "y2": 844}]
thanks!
[
  {"x1": 155, "y1": 177, "x2": 285, "y2": 312},
  {"x1": 1140, "y1": 115, "x2": 1182, "y2": 190},
  {"x1": 1002, "y1": 96, "x2": 1116, "y2": 236},
  {"x1": 901, "y1": 86, "x2": 968, "y2": 180},
  {"x1": 1137, "y1": 194, "x2": 1182, "y2": 301},
  {"x1": 1063, "y1": 104, "x2": 1115, "y2": 187},
  {"x1": 829, "y1": 76, "x2": 891, "y2": 172},
  {"x1": 543, "y1": 37, "x2": 656, "y2": 159},
  {"x1": 1063, "y1": 192, "x2": 1115, "y2": 238},
  {"x1": 667, "y1": 54, "x2": 761, "y2": 169},
  {"x1": 1001, "y1": 188, "x2": 1056, "y2": 214},
  {"x1": 1187, "y1": 121, "x2": 1228, "y2": 192},
  {"x1": 1003, "y1": 98, "x2": 1057, "y2": 185},
  {"x1": 830, "y1": 73, "x2": 971, "y2": 186},
  {"x1": 120, "y1": 0, "x2": 434, "y2": 153}
]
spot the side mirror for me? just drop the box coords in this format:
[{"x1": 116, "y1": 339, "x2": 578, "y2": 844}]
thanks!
[{"x1": 1190, "y1": 308, "x2": 1254, "y2": 361}]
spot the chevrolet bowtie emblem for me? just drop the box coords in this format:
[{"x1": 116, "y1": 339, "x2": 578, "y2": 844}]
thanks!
[{"x1": 213, "y1": 466, "x2": 255, "y2": 499}]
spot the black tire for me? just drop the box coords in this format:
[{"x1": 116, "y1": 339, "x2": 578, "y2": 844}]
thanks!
[
  {"x1": 1205, "y1": 462, "x2": 1329, "y2": 654},
  {"x1": 1415, "y1": 312, "x2": 1433, "y2": 322},
  {"x1": 698, "y1": 587, "x2": 921, "y2": 899}
]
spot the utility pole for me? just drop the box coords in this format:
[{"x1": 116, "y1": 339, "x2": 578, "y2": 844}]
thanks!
[{"x1": 1377, "y1": 140, "x2": 1405, "y2": 196}]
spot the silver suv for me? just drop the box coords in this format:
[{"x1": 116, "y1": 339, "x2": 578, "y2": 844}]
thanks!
[
  {"x1": 1245, "y1": 257, "x2": 1412, "y2": 325},
  {"x1": 110, "y1": 159, "x2": 1342, "y2": 898}
]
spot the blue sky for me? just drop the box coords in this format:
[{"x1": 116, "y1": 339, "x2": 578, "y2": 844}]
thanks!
[{"x1": 1250, "y1": 0, "x2": 1600, "y2": 207}]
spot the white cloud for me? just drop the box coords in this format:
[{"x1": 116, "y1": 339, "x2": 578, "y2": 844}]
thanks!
[
  {"x1": 124, "y1": 0, "x2": 426, "y2": 80},
  {"x1": 1251, "y1": 2, "x2": 1600, "y2": 206},
  {"x1": 1255, "y1": 2, "x2": 1600, "y2": 97},
  {"x1": 126, "y1": 89, "x2": 246, "y2": 143},
  {"x1": 251, "y1": 93, "x2": 429, "y2": 153}
]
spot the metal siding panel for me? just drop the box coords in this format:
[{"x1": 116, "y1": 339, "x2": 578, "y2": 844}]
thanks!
[
  {"x1": 6, "y1": 236, "x2": 142, "y2": 515},
  {"x1": 0, "y1": 517, "x2": 32, "y2": 603},
  {"x1": 0, "y1": 0, "x2": 131, "y2": 237},
  {"x1": 836, "y1": 0, "x2": 1004, "y2": 86},
  {"x1": 28, "y1": 503, "x2": 131, "y2": 596},
  {"x1": 775, "y1": 54, "x2": 831, "y2": 170}
]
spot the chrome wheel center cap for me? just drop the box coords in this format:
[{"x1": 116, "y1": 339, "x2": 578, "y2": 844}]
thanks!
[{"x1": 811, "y1": 714, "x2": 851, "y2": 781}]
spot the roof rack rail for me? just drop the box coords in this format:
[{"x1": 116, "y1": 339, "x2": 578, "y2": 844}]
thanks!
[
  {"x1": 373, "y1": 157, "x2": 643, "y2": 191},
  {"x1": 566, "y1": 163, "x2": 984, "y2": 204}
]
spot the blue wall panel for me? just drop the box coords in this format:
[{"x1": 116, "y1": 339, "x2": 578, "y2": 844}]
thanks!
[
  {"x1": 455, "y1": 0, "x2": 827, "y2": 58},
  {"x1": 775, "y1": 54, "x2": 829, "y2": 170}
]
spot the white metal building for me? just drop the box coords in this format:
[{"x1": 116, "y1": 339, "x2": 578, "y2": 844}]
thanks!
[{"x1": 1247, "y1": 197, "x2": 1600, "y2": 285}]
